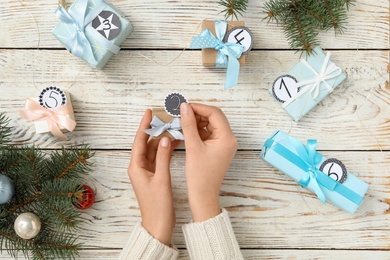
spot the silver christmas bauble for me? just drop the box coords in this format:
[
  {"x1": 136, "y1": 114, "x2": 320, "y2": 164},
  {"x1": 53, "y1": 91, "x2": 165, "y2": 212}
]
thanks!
[
  {"x1": 14, "y1": 212, "x2": 42, "y2": 239},
  {"x1": 0, "y1": 174, "x2": 14, "y2": 204}
]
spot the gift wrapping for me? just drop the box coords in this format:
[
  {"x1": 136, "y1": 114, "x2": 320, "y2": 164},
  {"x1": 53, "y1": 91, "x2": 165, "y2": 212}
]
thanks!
[
  {"x1": 53, "y1": 0, "x2": 133, "y2": 69},
  {"x1": 20, "y1": 89, "x2": 76, "y2": 140},
  {"x1": 261, "y1": 130, "x2": 368, "y2": 214},
  {"x1": 270, "y1": 47, "x2": 346, "y2": 121},
  {"x1": 201, "y1": 20, "x2": 246, "y2": 67},
  {"x1": 144, "y1": 108, "x2": 184, "y2": 140}
]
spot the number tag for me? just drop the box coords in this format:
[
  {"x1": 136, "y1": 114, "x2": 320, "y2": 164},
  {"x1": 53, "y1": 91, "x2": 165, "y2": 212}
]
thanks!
[
  {"x1": 92, "y1": 10, "x2": 121, "y2": 40},
  {"x1": 223, "y1": 26, "x2": 253, "y2": 54},
  {"x1": 319, "y1": 158, "x2": 348, "y2": 184},
  {"x1": 164, "y1": 93, "x2": 188, "y2": 117},
  {"x1": 272, "y1": 75, "x2": 300, "y2": 103},
  {"x1": 39, "y1": 87, "x2": 66, "y2": 109}
]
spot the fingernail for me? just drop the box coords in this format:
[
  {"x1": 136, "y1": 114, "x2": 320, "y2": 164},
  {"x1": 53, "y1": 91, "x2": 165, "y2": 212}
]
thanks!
[
  {"x1": 180, "y1": 103, "x2": 189, "y2": 115},
  {"x1": 161, "y1": 137, "x2": 169, "y2": 147}
]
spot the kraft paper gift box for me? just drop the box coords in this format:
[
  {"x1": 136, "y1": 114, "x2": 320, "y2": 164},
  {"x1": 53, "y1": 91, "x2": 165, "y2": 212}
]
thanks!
[
  {"x1": 190, "y1": 20, "x2": 254, "y2": 89},
  {"x1": 261, "y1": 130, "x2": 368, "y2": 214},
  {"x1": 144, "y1": 108, "x2": 184, "y2": 140},
  {"x1": 53, "y1": 0, "x2": 133, "y2": 69},
  {"x1": 270, "y1": 47, "x2": 346, "y2": 121},
  {"x1": 201, "y1": 20, "x2": 246, "y2": 67},
  {"x1": 20, "y1": 88, "x2": 76, "y2": 140}
]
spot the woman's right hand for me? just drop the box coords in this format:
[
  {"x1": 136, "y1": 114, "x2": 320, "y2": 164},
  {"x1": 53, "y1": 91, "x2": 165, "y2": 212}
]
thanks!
[{"x1": 180, "y1": 103, "x2": 238, "y2": 222}]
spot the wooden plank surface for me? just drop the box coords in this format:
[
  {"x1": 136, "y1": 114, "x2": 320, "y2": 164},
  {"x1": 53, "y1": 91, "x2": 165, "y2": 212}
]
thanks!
[
  {"x1": 3, "y1": 151, "x2": 390, "y2": 252},
  {"x1": 0, "y1": 0, "x2": 389, "y2": 259},
  {"x1": 0, "y1": 0, "x2": 388, "y2": 49},
  {"x1": 1, "y1": 50, "x2": 389, "y2": 150}
]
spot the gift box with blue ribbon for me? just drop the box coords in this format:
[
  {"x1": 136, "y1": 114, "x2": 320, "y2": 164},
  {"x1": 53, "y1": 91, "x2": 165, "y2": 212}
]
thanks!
[
  {"x1": 270, "y1": 47, "x2": 346, "y2": 121},
  {"x1": 261, "y1": 130, "x2": 368, "y2": 214},
  {"x1": 52, "y1": 0, "x2": 133, "y2": 69},
  {"x1": 190, "y1": 20, "x2": 247, "y2": 90}
]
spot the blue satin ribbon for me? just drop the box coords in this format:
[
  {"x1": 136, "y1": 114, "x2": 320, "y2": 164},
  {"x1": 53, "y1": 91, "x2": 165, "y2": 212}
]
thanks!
[
  {"x1": 190, "y1": 20, "x2": 244, "y2": 89},
  {"x1": 55, "y1": 0, "x2": 120, "y2": 63},
  {"x1": 264, "y1": 138, "x2": 363, "y2": 205}
]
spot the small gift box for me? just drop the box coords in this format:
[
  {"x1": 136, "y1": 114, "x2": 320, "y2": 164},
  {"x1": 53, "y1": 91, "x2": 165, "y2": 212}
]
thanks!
[
  {"x1": 270, "y1": 47, "x2": 346, "y2": 121},
  {"x1": 20, "y1": 87, "x2": 76, "y2": 140},
  {"x1": 144, "y1": 108, "x2": 184, "y2": 140},
  {"x1": 52, "y1": 0, "x2": 133, "y2": 69},
  {"x1": 143, "y1": 93, "x2": 188, "y2": 141},
  {"x1": 200, "y1": 20, "x2": 247, "y2": 67},
  {"x1": 190, "y1": 20, "x2": 253, "y2": 89},
  {"x1": 261, "y1": 130, "x2": 368, "y2": 214}
]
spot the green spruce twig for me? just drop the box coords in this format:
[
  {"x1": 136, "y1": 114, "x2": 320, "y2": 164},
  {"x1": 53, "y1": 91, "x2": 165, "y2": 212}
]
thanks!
[
  {"x1": 219, "y1": 0, "x2": 248, "y2": 20},
  {"x1": 264, "y1": 0, "x2": 355, "y2": 53},
  {"x1": 0, "y1": 114, "x2": 94, "y2": 259}
]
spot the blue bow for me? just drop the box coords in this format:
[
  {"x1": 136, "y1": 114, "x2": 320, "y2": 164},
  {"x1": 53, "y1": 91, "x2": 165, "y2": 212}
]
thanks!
[
  {"x1": 144, "y1": 116, "x2": 184, "y2": 140},
  {"x1": 55, "y1": 0, "x2": 120, "y2": 64},
  {"x1": 264, "y1": 137, "x2": 362, "y2": 205},
  {"x1": 190, "y1": 20, "x2": 244, "y2": 90}
]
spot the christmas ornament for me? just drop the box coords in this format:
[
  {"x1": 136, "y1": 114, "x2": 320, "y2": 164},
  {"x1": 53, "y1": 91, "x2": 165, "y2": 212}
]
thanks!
[
  {"x1": 0, "y1": 174, "x2": 14, "y2": 205},
  {"x1": 73, "y1": 185, "x2": 95, "y2": 209},
  {"x1": 14, "y1": 212, "x2": 42, "y2": 239},
  {"x1": 0, "y1": 112, "x2": 94, "y2": 258}
]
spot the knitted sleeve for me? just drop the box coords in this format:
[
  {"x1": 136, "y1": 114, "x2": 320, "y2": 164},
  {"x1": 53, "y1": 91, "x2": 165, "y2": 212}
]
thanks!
[
  {"x1": 118, "y1": 223, "x2": 179, "y2": 260},
  {"x1": 182, "y1": 209, "x2": 243, "y2": 260}
]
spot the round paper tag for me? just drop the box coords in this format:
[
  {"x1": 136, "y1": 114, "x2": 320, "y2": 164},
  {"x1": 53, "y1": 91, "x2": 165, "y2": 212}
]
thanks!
[
  {"x1": 319, "y1": 158, "x2": 347, "y2": 184},
  {"x1": 223, "y1": 26, "x2": 253, "y2": 54},
  {"x1": 164, "y1": 93, "x2": 188, "y2": 117},
  {"x1": 271, "y1": 75, "x2": 299, "y2": 103},
  {"x1": 92, "y1": 10, "x2": 121, "y2": 40},
  {"x1": 39, "y1": 87, "x2": 66, "y2": 109}
]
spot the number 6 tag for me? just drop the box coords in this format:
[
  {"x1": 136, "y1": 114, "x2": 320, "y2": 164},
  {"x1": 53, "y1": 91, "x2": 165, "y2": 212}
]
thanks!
[
  {"x1": 39, "y1": 87, "x2": 67, "y2": 109},
  {"x1": 319, "y1": 158, "x2": 348, "y2": 184}
]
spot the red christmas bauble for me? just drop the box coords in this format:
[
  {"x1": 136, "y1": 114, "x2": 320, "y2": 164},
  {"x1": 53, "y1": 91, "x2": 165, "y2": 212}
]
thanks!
[{"x1": 73, "y1": 185, "x2": 95, "y2": 210}]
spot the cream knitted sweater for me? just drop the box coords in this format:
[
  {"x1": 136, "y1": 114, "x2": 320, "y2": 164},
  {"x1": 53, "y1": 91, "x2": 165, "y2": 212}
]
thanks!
[{"x1": 118, "y1": 209, "x2": 243, "y2": 259}]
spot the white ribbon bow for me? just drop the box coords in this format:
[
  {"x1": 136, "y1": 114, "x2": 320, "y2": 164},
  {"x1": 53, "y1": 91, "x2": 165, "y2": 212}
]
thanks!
[{"x1": 283, "y1": 52, "x2": 342, "y2": 108}]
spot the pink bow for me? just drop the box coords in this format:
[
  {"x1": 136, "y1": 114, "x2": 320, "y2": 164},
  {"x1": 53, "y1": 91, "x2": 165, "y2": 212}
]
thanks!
[{"x1": 20, "y1": 98, "x2": 76, "y2": 140}]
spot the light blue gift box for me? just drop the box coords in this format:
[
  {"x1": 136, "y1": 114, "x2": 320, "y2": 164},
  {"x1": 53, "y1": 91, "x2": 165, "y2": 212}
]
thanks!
[
  {"x1": 270, "y1": 47, "x2": 346, "y2": 121},
  {"x1": 52, "y1": 0, "x2": 133, "y2": 69},
  {"x1": 261, "y1": 130, "x2": 368, "y2": 214}
]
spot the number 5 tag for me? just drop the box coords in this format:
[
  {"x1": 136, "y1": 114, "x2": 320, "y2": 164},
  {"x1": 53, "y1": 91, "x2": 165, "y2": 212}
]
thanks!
[{"x1": 39, "y1": 87, "x2": 67, "y2": 109}]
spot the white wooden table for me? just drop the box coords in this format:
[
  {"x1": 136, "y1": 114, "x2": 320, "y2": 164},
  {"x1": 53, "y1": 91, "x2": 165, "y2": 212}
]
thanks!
[{"x1": 1, "y1": 0, "x2": 389, "y2": 259}]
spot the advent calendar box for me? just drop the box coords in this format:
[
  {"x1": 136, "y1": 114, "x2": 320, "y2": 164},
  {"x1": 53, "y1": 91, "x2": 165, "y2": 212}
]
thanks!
[
  {"x1": 20, "y1": 87, "x2": 76, "y2": 140},
  {"x1": 53, "y1": 0, "x2": 133, "y2": 69},
  {"x1": 270, "y1": 47, "x2": 346, "y2": 121},
  {"x1": 201, "y1": 20, "x2": 247, "y2": 67},
  {"x1": 261, "y1": 130, "x2": 368, "y2": 214}
]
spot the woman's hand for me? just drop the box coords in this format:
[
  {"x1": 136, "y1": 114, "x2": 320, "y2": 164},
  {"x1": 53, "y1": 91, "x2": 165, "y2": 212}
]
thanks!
[
  {"x1": 180, "y1": 103, "x2": 238, "y2": 222},
  {"x1": 128, "y1": 109, "x2": 180, "y2": 245}
]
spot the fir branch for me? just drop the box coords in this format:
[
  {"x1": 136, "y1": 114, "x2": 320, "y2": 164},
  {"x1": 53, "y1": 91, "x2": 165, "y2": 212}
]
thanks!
[
  {"x1": 0, "y1": 112, "x2": 12, "y2": 145},
  {"x1": 0, "y1": 115, "x2": 94, "y2": 259},
  {"x1": 47, "y1": 146, "x2": 93, "y2": 181},
  {"x1": 263, "y1": 0, "x2": 354, "y2": 53},
  {"x1": 219, "y1": 0, "x2": 248, "y2": 20},
  {"x1": 7, "y1": 192, "x2": 42, "y2": 215}
]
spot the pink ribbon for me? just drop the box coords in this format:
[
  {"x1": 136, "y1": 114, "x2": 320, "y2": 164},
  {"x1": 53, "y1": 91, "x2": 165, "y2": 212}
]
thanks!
[{"x1": 20, "y1": 98, "x2": 76, "y2": 140}]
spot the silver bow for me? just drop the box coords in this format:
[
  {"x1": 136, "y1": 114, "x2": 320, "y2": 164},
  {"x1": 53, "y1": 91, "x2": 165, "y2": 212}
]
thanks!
[{"x1": 144, "y1": 116, "x2": 184, "y2": 140}]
